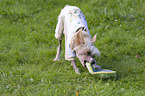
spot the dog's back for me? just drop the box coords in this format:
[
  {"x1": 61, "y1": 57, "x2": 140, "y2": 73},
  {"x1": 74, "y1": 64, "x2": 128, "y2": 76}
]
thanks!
[{"x1": 60, "y1": 5, "x2": 89, "y2": 35}]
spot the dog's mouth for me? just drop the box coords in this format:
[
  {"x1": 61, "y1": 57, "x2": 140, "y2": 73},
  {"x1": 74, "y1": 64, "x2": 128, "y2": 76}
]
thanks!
[
  {"x1": 83, "y1": 60, "x2": 101, "y2": 70},
  {"x1": 84, "y1": 60, "x2": 95, "y2": 65},
  {"x1": 83, "y1": 60, "x2": 97, "y2": 68}
]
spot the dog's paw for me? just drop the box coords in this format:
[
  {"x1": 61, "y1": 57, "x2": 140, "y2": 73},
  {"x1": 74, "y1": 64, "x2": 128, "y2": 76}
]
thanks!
[
  {"x1": 75, "y1": 68, "x2": 81, "y2": 75},
  {"x1": 53, "y1": 58, "x2": 59, "y2": 61}
]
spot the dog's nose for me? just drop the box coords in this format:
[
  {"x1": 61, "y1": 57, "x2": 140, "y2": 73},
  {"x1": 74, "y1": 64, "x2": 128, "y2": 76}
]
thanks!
[{"x1": 91, "y1": 60, "x2": 95, "y2": 64}]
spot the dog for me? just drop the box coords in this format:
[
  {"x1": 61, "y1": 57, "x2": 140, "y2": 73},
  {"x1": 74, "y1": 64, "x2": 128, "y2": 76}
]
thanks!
[{"x1": 54, "y1": 5, "x2": 101, "y2": 74}]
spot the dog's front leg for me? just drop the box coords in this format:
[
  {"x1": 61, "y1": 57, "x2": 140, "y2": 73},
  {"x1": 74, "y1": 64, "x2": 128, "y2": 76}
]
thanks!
[
  {"x1": 54, "y1": 40, "x2": 62, "y2": 61},
  {"x1": 71, "y1": 60, "x2": 81, "y2": 75}
]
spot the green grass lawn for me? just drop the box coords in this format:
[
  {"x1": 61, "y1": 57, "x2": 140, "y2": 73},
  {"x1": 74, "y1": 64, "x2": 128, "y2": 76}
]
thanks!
[{"x1": 0, "y1": 0, "x2": 145, "y2": 95}]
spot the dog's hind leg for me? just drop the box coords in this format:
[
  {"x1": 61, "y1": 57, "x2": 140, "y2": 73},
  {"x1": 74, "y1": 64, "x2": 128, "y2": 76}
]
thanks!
[
  {"x1": 54, "y1": 40, "x2": 62, "y2": 61},
  {"x1": 71, "y1": 60, "x2": 81, "y2": 75}
]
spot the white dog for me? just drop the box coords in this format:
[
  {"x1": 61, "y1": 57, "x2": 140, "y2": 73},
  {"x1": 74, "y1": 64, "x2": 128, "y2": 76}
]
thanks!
[{"x1": 54, "y1": 5, "x2": 101, "y2": 74}]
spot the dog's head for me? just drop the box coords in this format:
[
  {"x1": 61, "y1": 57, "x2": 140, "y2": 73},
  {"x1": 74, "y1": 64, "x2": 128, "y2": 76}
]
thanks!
[{"x1": 70, "y1": 29, "x2": 100, "y2": 68}]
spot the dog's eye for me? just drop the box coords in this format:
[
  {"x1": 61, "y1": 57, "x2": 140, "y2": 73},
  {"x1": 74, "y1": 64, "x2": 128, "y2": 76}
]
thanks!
[{"x1": 87, "y1": 51, "x2": 91, "y2": 55}]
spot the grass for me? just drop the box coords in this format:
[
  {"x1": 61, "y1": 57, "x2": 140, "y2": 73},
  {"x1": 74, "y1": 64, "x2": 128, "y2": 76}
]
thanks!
[{"x1": 0, "y1": 0, "x2": 145, "y2": 95}]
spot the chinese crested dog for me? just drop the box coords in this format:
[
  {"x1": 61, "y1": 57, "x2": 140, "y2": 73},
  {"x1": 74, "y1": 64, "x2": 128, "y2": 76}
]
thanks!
[{"x1": 54, "y1": 5, "x2": 101, "y2": 74}]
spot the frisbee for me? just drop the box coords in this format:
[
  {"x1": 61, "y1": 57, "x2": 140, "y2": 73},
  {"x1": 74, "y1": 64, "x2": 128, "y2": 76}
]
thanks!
[{"x1": 86, "y1": 62, "x2": 116, "y2": 78}]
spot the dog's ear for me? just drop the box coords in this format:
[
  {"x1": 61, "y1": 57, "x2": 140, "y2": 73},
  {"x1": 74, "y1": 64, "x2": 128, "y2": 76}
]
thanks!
[
  {"x1": 91, "y1": 34, "x2": 97, "y2": 45},
  {"x1": 76, "y1": 29, "x2": 84, "y2": 45}
]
